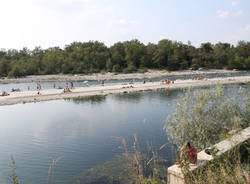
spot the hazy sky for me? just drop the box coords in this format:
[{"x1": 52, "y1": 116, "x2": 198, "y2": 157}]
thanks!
[{"x1": 0, "y1": 0, "x2": 249, "y2": 50}]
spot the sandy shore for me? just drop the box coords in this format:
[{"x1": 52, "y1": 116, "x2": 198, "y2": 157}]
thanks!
[
  {"x1": 0, "y1": 69, "x2": 246, "y2": 84},
  {"x1": 0, "y1": 76, "x2": 249, "y2": 106}
]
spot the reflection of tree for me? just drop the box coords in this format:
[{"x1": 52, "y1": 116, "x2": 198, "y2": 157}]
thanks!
[
  {"x1": 67, "y1": 95, "x2": 107, "y2": 105},
  {"x1": 113, "y1": 89, "x2": 184, "y2": 103},
  {"x1": 157, "y1": 88, "x2": 183, "y2": 99},
  {"x1": 112, "y1": 92, "x2": 142, "y2": 103}
]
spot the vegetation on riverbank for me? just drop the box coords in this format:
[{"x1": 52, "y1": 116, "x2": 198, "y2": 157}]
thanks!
[
  {"x1": 184, "y1": 140, "x2": 250, "y2": 184},
  {"x1": 1, "y1": 39, "x2": 250, "y2": 78},
  {"x1": 165, "y1": 84, "x2": 250, "y2": 183},
  {"x1": 165, "y1": 84, "x2": 249, "y2": 151}
]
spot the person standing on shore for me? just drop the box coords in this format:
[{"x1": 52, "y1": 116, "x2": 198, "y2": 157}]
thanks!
[
  {"x1": 37, "y1": 83, "x2": 41, "y2": 90},
  {"x1": 70, "y1": 81, "x2": 74, "y2": 89}
]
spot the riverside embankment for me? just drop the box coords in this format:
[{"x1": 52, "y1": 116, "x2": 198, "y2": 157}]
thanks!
[{"x1": 0, "y1": 75, "x2": 249, "y2": 106}]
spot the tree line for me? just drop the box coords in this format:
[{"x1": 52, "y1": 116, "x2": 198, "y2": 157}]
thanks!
[{"x1": 0, "y1": 39, "x2": 249, "y2": 77}]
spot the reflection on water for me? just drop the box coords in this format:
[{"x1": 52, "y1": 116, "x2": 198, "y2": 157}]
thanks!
[
  {"x1": 66, "y1": 95, "x2": 107, "y2": 105},
  {"x1": 112, "y1": 92, "x2": 142, "y2": 103},
  {"x1": 0, "y1": 84, "x2": 248, "y2": 184}
]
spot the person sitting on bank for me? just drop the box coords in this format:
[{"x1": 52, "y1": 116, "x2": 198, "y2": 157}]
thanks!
[
  {"x1": 63, "y1": 88, "x2": 72, "y2": 93},
  {"x1": 11, "y1": 88, "x2": 21, "y2": 92},
  {"x1": 177, "y1": 141, "x2": 197, "y2": 167},
  {"x1": 186, "y1": 142, "x2": 197, "y2": 164},
  {"x1": 1, "y1": 91, "x2": 10, "y2": 96}
]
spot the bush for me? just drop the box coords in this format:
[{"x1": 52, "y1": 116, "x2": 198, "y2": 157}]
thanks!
[
  {"x1": 8, "y1": 66, "x2": 25, "y2": 78},
  {"x1": 122, "y1": 64, "x2": 137, "y2": 73},
  {"x1": 165, "y1": 85, "x2": 249, "y2": 151},
  {"x1": 138, "y1": 68, "x2": 148, "y2": 73},
  {"x1": 112, "y1": 64, "x2": 121, "y2": 72}
]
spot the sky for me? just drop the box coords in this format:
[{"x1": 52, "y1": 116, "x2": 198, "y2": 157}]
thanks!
[{"x1": 0, "y1": 0, "x2": 249, "y2": 50}]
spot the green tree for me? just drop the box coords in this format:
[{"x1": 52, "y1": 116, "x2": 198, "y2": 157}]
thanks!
[
  {"x1": 213, "y1": 43, "x2": 231, "y2": 68},
  {"x1": 0, "y1": 39, "x2": 249, "y2": 77},
  {"x1": 153, "y1": 39, "x2": 173, "y2": 68},
  {"x1": 123, "y1": 39, "x2": 145, "y2": 71},
  {"x1": 8, "y1": 65, "x2": 25, "y2": 78},
  {"x1": 0, "y1": 58, "x2": 10, "y2": 76},
  {"x1": 141, "y1": 43, "x2": 157, "y2": 68}
]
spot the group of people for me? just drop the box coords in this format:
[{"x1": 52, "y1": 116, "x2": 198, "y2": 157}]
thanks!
[
  {"x1": 11, "y1": 88, "x2": 21, "y2": 92},
  {"x1": 1, "y1": 88, "x2": 21, "y2": 96},
  {"x1": 193, "y1": 76, "x2": 203, "y2": 80},
  {"x1": 162, "y1": 79, "x2": 174, "y2": 85},
  {"x1": 62, "y1": 81, "x2": 74, "y2": 93},
  {"x1": 63, "y1": 88, "x2": 72, "y2": 93},
  {"x1": 65, "y1": 81, "x2": 74, "y2": 89},
  {"x1": 0, "y1": 91, "x2": 9, "y2": 96},
  {"x1": 122, "y1": 85, "x2": 134, "y2": 89}
]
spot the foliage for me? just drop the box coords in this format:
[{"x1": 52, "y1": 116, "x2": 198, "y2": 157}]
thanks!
[
  {"x1": 165, "y1": 85, "x2": 250, "y2": 152},
  {"x1": 0, "y1": 40, "x2": 249, "y2": 78}
]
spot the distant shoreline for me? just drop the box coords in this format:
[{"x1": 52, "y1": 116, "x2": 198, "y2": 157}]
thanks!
[
  {"x1": 0, "y1": 69, "x2": 247, "y2": 84},
  {"x1": 0, "y1": 75, "x2": 249, "y2": 106}
]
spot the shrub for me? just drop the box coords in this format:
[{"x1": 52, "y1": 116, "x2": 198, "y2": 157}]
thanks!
[
  {"x1": 165, "y1": 85, "x2": 249, "y2": 151},
  {"x1": 122, "y1": 64, "x2": 137, "y2": 73}
]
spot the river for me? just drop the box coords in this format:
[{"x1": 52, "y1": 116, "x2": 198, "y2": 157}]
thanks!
[{"x1": 0, "y1": 84, "x2": 248, "y2": 184}]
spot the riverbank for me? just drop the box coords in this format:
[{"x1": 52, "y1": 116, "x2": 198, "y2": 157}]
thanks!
[
  {"x1": 0, "y1": 76, "x2": 249, "y2": 106},
  {"x1": 0, "y1": 69, "x2": 246, "y2": 84}
]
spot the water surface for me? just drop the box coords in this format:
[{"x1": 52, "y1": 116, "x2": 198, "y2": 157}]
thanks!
[{"x1": 0, "y1": 84, "x2": 248, "y2": 184}]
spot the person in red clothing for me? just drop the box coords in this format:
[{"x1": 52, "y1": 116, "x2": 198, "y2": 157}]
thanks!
[
  {"x1": 187, "y1": 142, "x2": 197, "y2": 164},
  {"x1": 177, "y1": 141, "x2": 197, "y2": 167}
]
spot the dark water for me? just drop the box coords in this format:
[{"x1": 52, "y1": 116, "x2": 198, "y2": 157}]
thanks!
[
  {"x1": 0, "y1": 84, "x2": 248, "y2": 184},
  {"x1": 0, "y1": 71, "x2": 249, "y2": 92}
]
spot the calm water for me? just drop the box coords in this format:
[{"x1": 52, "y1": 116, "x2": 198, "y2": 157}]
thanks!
[
  {"x1": 0, "y1": 71, "x2": 249, "y2": 92},
  {"x1": 0, "y1": 84, "x2": 248, "y2": 184}
]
